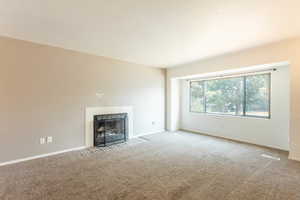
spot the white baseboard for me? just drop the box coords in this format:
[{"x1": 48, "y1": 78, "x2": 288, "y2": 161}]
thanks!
[
  {"x1": 0, "y1": 146, "x2": 87, "y2": 167},
  {"x1": 0, "y1": 130, "x2": 166, "y2": 167},
  {"x1": 181, "y1": 128, "x2": 289, "y2": 152},
  {"x1": 3, "y1": 129, "x2": 294, "y2": 166},
  {"x1": 131, "y1": 129, "x2": 166, "y2": 139}
]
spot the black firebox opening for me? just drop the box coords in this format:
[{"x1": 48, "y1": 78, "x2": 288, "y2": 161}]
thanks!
[{"x1": 93, "y1": 113, "x2": 128, "y2": 147}]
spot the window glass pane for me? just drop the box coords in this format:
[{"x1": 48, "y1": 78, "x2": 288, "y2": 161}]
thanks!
[
  {"x1": 205, "y1": 77, "x2": 244, "y2": 115},
  {"x1": 190, "y1": 81, "x2": 204, "y2": 112},
  {"x1": 245, "y1": 74, "x2": 270, "y2": 117}
]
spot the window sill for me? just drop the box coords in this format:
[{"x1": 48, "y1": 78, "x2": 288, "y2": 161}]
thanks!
[{"x1": 189, "y1": 111, "x2": 270, "y2": 119}]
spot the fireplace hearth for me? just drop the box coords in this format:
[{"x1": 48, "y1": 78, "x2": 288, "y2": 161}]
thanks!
[{"x1": 93, "y1": 113, "x2": 128, "y2": 147}]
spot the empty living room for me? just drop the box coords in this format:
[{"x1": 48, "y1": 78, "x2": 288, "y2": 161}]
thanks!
[{"x1": 1, "y1": 0, "x2": 300, "y2": 199}]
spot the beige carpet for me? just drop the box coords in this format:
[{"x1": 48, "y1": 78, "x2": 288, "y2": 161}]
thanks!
[{"x1": 1, "y1": 131, "x2": 300, "y2": 200}]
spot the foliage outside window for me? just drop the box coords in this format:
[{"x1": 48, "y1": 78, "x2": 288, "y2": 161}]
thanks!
[
  {"x1": 190, "y1": 73, "x2": 270, "y2": 118},
  {"x1": 190, "y1": 81, "x2": 205, "y2": 113}
]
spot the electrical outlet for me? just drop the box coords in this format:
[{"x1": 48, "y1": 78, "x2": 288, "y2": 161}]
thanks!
[
  {"x1": 40, "y1": 137, "x2": 45, "y2": 144},
  {"x1": 47, "y1": 136, "x2": 53, "y2": 143}
]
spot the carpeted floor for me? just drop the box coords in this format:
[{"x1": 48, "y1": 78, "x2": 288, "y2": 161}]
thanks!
[{"x1": 1, "y1": 131, "x2": 300, "y2": 200}]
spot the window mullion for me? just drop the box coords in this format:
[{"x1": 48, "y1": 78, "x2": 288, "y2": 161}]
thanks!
[
  {"x1": 203, "y1": 81, "x2": 207, "y2": 113},
  {"x1": 243, "y1": 76, "x2": 246, "y2": 116}
]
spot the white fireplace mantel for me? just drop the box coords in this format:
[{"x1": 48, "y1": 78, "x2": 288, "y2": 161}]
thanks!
[{"x1": 85, "y1": 106, "x2": 134, "y2": 147}]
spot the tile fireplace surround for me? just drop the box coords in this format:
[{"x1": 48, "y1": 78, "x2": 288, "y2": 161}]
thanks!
[{"x1": 85, "y1": 106, "x2": 134, "y2": 147}]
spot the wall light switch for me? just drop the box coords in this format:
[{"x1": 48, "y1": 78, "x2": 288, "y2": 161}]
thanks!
[
  {"x1": 47, "y1": 136, "x2": 53, "y2": 143},
  {"x1": 40, "y1": 137, "x2": 45, "y2": 144}
]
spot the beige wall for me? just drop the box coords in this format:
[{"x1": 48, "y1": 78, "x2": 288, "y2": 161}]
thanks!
[
  {"x1": 0, "y1": 36, "x2": 165, "y2": 163},
  {"x1": 167, "y1": 37, "x2": 300, "y2": 161}
]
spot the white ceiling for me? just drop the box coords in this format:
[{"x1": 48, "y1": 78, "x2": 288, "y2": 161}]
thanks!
[{"x1": 0, "y1": 0, "x2": 300, "y2": 68}]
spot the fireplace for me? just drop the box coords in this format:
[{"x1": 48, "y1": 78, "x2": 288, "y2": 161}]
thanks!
[{"x1": 93, "y1": 113, "x2": 128, "y2": 147}]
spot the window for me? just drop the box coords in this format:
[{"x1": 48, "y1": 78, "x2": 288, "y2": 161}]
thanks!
[
  {"x1": 245, "y1": 74, "x2": 270, "y2": 117},
  {"x1": 190, "y1": 81, "x2": 205, "y2": 112},
  {"x1": 205, "y1": 77, "x2": 244, "y2": 115},
  {"x1": 190, "y1": 73, "x2": 270, "y2": 118}
]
